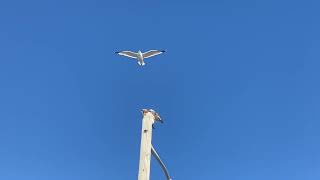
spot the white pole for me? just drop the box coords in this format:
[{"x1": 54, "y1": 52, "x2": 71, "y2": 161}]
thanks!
[{"x1": 138, "y1": 111, "x2": 155, "y2": 180}]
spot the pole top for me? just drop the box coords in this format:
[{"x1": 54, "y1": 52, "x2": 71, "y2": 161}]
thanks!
[{"x1": 141, "y1": 109, "x2": 163, "y2": 123}]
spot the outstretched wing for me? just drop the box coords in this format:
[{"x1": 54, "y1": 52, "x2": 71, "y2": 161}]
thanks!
[
  {"x1": 115, "y1": 51, "x2": 138, "y2": 59},
  {"x1": 143, "y1": 50, "x2": 166, "y2": 59}
]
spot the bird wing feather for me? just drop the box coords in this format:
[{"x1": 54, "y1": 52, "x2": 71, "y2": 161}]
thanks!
[
  {"x1": 116, "y1": 51, "x2": 138, "y2": 59},
  {"x1": 143, "y1": 50, "x2": 165, "y2": 59}
]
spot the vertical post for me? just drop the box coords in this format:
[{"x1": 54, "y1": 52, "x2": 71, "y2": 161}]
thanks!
[{"x1": 138, "y1": 111, "x2": 155, "y2": 180}]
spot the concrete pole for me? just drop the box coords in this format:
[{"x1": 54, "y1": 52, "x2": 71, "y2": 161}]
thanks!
[{"x1": 138, "y1": 111, "x2": 155, "y2": 180}]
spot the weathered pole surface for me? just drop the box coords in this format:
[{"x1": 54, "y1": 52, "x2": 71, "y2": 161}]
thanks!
[{"x1": 138, "y1": 111, "x2": 155, "y2": 180}]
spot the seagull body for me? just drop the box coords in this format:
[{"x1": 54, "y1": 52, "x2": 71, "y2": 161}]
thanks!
[{"x1": 115, "y1": 50, "x2": 165, "y2": 66}]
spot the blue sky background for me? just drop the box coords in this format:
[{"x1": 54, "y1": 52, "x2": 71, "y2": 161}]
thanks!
[{"x1": 0, "y1": 0, "x2": 320, "y2": 179}]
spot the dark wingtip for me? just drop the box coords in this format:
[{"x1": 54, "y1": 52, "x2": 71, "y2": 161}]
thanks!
[
  {"x1": 161, "y1": 50, "x2": 166, "y2": 53},
  {"x1": 115, "y1": 51, "x2": 120, "y2": 54}
]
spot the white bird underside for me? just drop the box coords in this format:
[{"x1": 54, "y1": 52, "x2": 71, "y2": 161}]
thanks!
[
  {"x1": 143, "y1": 50, "x2": 165, "y2": 58},
  {"x1": 115, "y1": 50, "x2": 165, "y2": 66},
  {"x1": 116, "y1": 51, "x2": 138, "y2": 59}
]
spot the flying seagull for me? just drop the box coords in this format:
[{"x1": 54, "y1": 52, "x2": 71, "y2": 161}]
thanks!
[{"x1": 115, "y1": 50, "x2": 166, "y2": 66}]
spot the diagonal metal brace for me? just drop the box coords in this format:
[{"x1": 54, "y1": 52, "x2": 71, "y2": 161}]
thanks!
[{"x1": 151, "y1": 144, "x2": 172, "y2": 180}]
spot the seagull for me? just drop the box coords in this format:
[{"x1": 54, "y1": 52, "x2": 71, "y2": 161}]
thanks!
[{"x1": 115, "y1": 50, "x2": 166, "y2": 66}]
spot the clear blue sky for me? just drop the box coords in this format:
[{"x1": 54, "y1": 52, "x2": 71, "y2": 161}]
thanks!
[{"x1": 0, "y1": 0, "x2": 319, "y2": 179}]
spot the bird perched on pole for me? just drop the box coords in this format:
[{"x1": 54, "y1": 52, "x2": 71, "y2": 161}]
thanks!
[
  {"x1": 115, "y1": 50, "x2": 166, "y2": 66},
  {"x1": 141, "y1": 109, "x2": 164, "y2": 129},
  {"x1": 149, "y1": 109, "x2": 163, "y2": 124}
]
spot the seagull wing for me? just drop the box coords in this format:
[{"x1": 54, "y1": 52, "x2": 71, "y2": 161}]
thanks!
[
  {"x1": 143, "y1": 50, "x2": 165, "y2": 59},
  {"x1": 115, "y1": 51, "x2": 138, "y2": 59}
]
